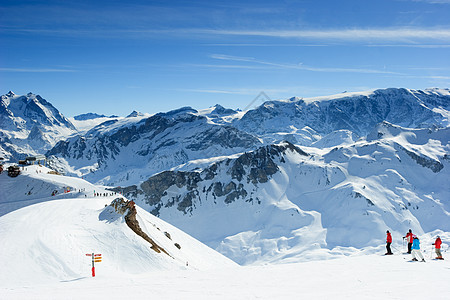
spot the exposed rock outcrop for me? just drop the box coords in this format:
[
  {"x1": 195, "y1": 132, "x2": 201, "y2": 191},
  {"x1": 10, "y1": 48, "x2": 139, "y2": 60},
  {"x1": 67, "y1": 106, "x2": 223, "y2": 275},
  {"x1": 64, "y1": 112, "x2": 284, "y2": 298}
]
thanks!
[
  {"x1": 110, "y1": 198, "x2": 170, "y2": 255},
  {"x1": 397, "y1": 145, "x2": 444, "y2": 173}
]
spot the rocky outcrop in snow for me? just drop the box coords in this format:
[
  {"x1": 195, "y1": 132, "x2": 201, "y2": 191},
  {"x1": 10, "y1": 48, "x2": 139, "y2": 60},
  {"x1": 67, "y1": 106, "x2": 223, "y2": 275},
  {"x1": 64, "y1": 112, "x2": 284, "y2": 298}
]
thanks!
[{"x1": 110, "y1": 197, "x2": 170, "y2": 255}]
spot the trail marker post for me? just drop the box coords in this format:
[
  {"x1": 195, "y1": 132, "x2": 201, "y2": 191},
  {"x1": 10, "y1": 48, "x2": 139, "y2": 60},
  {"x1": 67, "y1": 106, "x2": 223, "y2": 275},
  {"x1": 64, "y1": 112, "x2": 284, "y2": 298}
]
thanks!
[{"x1": 86, "y1": 253, "x2": 102, "y2": 277}]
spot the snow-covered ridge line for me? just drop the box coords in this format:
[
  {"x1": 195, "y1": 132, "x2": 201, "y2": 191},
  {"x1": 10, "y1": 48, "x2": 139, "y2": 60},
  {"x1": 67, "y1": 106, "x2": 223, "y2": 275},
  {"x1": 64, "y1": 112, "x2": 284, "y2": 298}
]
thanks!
[{"x1": 302, "y1": 87, "x2": 450, "y2": 103}]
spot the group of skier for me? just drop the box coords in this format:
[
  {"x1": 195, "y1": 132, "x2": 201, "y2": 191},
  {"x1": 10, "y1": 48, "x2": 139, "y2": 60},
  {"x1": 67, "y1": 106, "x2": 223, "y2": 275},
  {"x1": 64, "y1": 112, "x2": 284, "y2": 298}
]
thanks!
[{"x1": 385, "y1": 229, "x2": 444, "y2": 262}]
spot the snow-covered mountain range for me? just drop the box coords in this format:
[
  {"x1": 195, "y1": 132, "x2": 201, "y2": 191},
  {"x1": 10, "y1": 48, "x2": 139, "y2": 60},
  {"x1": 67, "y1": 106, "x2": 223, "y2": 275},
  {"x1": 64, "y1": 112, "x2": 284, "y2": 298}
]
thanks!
[
  {"x1": 235, "y1": 88, "x2": 450, "y2": 144},
  {"x1": 47, "y1": 106, "x2": 260, "y2": 185},
  {"x1": 18, "y1": 87, "x2": 448, "y2": 187},
  {"x1": 118, "y1": 124, "x2": 450, "y2": 264},
  {"x1": 0, "y1": 91, "x2": 77, "y2": 161},
  {"x1": 1, "y1": 87, "x2": 449, "y2": 266}
]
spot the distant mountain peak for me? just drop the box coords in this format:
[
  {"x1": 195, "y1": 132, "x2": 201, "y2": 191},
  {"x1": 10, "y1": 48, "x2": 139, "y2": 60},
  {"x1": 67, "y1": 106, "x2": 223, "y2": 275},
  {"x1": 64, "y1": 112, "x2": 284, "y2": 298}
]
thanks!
[
  {"x1": 74, "y1": 113, "x2": 113, "y2": 121},
  {"x1": 127, "y1": 111, "x2": 145, "y2": 118},
  {"x1": 0, "y1": 91, "x2": 77, "y2": 160},
  {"x1": 159, "y1": 106, "x2": 197, "y2": 118},
  {"x1": 210, "y1": 104, "x2": 236, "y2": 115}
]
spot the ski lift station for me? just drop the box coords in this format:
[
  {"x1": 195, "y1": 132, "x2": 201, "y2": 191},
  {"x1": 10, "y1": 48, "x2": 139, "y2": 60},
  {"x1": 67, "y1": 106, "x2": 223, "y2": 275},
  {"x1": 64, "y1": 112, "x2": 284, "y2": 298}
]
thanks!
[{"x1": 24, "y1": 155, "x2": 47, "y2": 166}]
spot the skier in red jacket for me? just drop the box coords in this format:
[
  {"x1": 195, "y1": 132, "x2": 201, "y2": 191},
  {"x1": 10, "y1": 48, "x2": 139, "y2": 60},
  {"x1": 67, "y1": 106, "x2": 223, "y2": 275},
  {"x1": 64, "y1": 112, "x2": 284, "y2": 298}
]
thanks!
[
  {"x1": 403, "y1": 229, "x2": 413, "y2": 254},
  {"x1": 385, "y1": 230, "x2": 393, "y2": 255},
  {"x1": 432, "y1": 236, "x2": 443, "y2": 260}
]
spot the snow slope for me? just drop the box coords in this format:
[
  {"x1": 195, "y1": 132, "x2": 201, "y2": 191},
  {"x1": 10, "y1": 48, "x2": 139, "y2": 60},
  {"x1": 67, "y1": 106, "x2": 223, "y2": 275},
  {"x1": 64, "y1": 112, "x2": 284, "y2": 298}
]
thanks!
[
  {"x1": 0, "y1": 165, "x2": 237, "y2": 287},
  {"x1": 1, "y1": 249, "x2": 449, "y2": 299},
  {"x1": 0, "y1": 164, "x2": 99, "y2": 217}
]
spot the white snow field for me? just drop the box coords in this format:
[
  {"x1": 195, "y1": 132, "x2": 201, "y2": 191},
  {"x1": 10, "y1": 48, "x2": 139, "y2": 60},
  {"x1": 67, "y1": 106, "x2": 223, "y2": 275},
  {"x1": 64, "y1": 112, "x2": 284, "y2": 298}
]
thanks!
[{"x1": 1, "y1": 166, "x2": 449, "y2": 299}]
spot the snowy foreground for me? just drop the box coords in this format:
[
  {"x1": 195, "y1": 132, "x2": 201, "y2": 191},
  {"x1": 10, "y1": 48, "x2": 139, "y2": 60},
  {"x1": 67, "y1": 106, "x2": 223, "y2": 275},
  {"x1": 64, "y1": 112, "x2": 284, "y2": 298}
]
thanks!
[
  {"x1": 1, "y1": 166, "x2": 449, "y2": 299},
  {"x1": 1, "y1": 255, "x2": 450, "y2": 299}
]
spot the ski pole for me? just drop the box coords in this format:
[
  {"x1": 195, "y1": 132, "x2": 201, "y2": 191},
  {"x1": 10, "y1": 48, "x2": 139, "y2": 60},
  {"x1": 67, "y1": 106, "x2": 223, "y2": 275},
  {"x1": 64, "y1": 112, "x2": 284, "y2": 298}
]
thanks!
[{"x1": 391, "y1": 245, "x2": 401, "y2": 253}]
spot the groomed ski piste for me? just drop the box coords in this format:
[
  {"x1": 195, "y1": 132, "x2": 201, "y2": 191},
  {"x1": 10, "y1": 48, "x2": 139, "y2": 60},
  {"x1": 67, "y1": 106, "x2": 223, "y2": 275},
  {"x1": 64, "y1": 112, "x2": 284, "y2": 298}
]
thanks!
[{"x1": 1, "y1": 165, "x2": 449, "y2": 299}]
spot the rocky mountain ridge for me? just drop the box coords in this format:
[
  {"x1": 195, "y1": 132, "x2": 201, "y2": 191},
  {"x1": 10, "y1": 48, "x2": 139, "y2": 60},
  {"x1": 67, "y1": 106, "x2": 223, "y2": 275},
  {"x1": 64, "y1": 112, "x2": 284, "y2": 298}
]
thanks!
[
  {"x1": 39, "y1": 87, "x2": 450, "y2": 186},
  {"x1": 233, "y1": 88, "x2": 450, "y2": 145},
  {"x1": 117, "y1": 124, "x2": 449, "y2": 264},
  {"x1": 46, "y1": 107, "x2": 261, "y2": 185}
]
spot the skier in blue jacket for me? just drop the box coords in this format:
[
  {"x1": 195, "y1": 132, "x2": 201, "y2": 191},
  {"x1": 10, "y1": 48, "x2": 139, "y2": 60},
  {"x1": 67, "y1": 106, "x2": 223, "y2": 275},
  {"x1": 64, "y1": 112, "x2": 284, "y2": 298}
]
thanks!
[{"x1": 411, "y1": 236, "x2": 425, "y2": 262}]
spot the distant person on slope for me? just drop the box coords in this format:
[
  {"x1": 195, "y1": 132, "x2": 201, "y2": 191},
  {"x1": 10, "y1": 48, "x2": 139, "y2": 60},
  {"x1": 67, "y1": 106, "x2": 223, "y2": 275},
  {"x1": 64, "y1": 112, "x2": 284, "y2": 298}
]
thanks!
[
  {"x1": 411, "y1": 237, "x2": 425, "y2": 262},
  {"x1": 385, "y1": 230, "x2": 393, "y2": 255},
  {"x1": 403, "y1": 229, "x2": 414, "y2": 254},
  {"x1": 432, "y1": 236, "x2": 443, "y2": 260}
]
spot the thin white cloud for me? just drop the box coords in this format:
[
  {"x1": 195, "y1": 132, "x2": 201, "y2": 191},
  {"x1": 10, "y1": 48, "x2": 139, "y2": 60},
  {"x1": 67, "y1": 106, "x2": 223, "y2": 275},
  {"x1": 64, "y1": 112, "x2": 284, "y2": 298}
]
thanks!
[
  {"x1": 406, "y1": 75, "x2": 450, "y2": 80},
  {"x1": 210, "y1": 54, "x2": 402, "y2": 75},
  {"x1": 198, "y1": 28, "x2": 450, "y2": 41},
  {"x1": 203, "y1": 43, "x2": 328, "y2": 47},
  {"x1": 366, "y1": 44, "x2": 450, "y2": 48},
  {"x1": 185, "y1": 63, "x2": 267, "y2": 70},
  {"x1": 3, "y1": 27, "x2": 450, "y2": 43},
  {"x1": 0, "y1": 67, "x2": 76, "y2": 73},
  {"x1": 408, "y1": 0, "x2": 450, "y2": 3}
]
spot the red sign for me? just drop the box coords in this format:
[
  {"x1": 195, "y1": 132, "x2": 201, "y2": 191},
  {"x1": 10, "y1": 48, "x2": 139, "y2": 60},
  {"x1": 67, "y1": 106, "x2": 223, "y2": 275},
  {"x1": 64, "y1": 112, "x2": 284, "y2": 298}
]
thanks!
[{"x1": 86, "y1": 253, "x2": 102, "y2": 277}]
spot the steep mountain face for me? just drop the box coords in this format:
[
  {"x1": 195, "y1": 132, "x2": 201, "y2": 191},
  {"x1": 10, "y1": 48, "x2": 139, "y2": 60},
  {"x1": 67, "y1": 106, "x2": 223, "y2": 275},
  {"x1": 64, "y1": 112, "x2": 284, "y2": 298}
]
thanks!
[
  {"x1": 118, "y1": 124, "x2": 449, "y2": 265},
  {"x1": 47, "y1": 107, "x2": 261, "y2": 186},
  {"x1": 128, "y1": 142, "x2": 309, "y2": 215},
  {"x1": 234, "y1": 88, "x2": 450, "y2": 145},
  {"x1": 0, "y1": 91, "x2": 77, "y2": 161}
]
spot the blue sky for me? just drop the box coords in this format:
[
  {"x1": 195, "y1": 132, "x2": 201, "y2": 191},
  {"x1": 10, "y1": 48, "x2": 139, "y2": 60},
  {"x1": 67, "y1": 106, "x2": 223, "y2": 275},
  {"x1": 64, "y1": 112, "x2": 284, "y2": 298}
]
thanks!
[{"x1": 1, "y1": 0, "x2": 450, "y2": 117}]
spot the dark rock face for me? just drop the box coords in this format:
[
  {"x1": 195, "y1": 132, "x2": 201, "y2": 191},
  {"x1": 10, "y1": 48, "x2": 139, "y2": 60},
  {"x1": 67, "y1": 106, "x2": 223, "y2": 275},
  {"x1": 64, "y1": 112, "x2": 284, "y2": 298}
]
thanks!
[
  {"x1": 398, "y1": 145, "x2": 444, "y2": 173},
  {"x1": 126, "y1": 142, "x2": 308, "y2": 216},
  {"x1": 141, "y1": 171, "x2": 202, "y2": 207},
  {"x1": 229, "y1": 142, "x2": 305, "y2": 183},
  {"x1": 109, "y1": 198, "x2": 170, "y2": 255}
]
